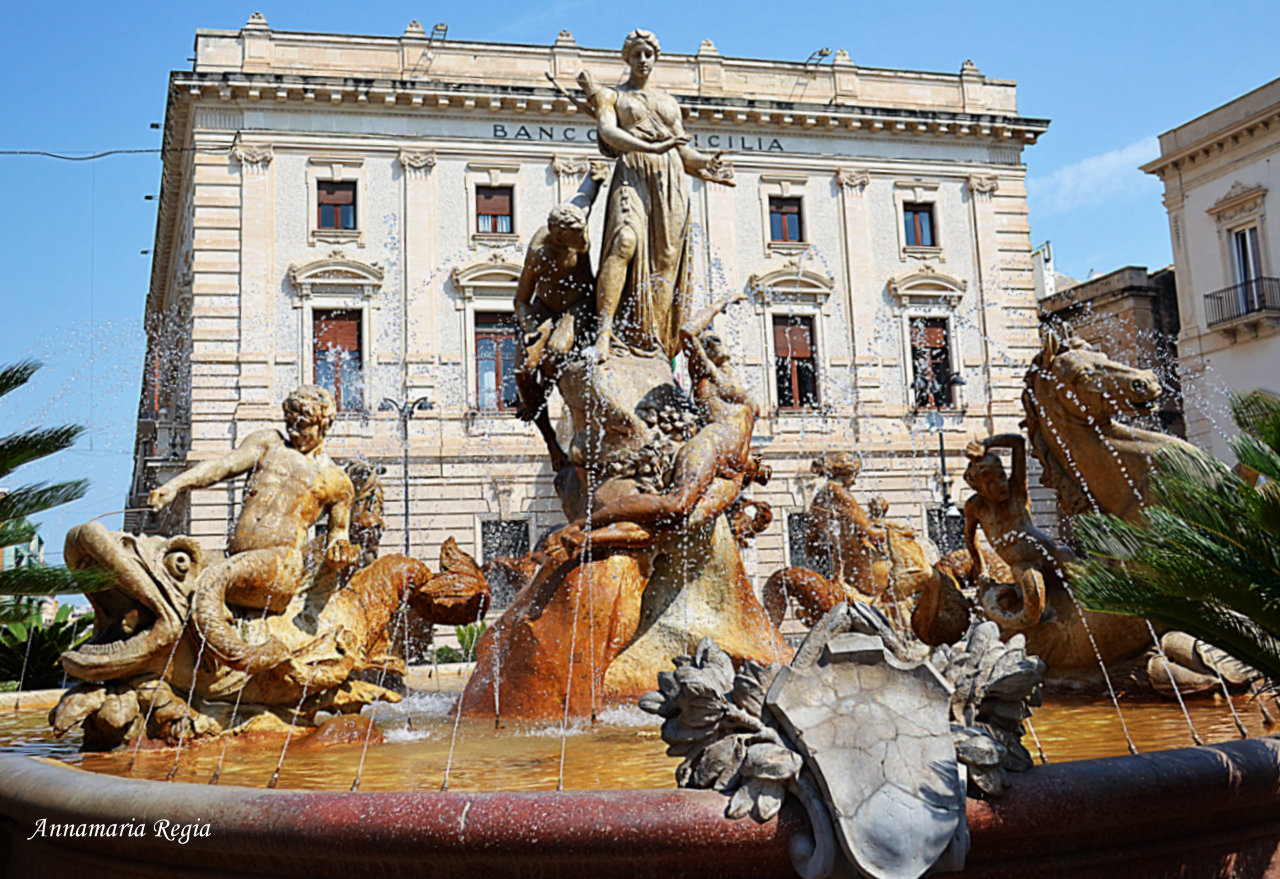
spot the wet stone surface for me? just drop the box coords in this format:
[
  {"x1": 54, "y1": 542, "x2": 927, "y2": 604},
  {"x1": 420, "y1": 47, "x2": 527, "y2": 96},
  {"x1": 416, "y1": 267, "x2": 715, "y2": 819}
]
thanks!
[{"x1": 767, "y1": 632, "x2": 964, "y2": 879}]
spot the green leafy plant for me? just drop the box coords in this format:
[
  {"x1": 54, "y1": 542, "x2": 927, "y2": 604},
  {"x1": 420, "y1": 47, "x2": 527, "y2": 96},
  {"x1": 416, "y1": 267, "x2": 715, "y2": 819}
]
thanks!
[
  {"x1": 430, "y1": 645, "x2": 464, "y2": 664},
  {"x1": 0, "y1": 360, "x2": 113, "y2": 688},
  {"x1": 0, "y1": 603, "x2": 90, "y2": 690},
  {"x1": 454, "y1": 620, "x2": 489, "y2": 663},
  {"x1": 0, "y1": 361, "x2": 111, "y2": 604},
  {"x1": 1072, "y1": 391, "x2": 1280, "y2": 683}
]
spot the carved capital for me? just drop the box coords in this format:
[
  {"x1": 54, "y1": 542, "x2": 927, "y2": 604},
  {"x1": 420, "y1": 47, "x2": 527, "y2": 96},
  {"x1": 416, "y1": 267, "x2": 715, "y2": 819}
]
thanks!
[
  {"x1": 232, "y1": 144, "x2": 273, "y2": 173},
  {"x1": 966, "y1": 174, "x2": 999, "y2": 196},
  {"x1": 398, "y1": 149, "x2": 437, "y2": 175},
  {"x1": 551, "y1": 154, "x2": 590, "y2": 180},
  {"x1": 836, "y1": 167, "x2": 870, "y2": 192}
]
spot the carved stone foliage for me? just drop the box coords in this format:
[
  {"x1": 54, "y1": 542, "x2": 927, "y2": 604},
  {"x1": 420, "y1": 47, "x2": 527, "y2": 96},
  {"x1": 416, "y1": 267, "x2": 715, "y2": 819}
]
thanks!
[
  {"x1": 232, "y1": 144, "x2": 274, "y2": 173},
  {"x1": 966, "y1": 174, "x2": 999, "y2": 196},
  {"x1": 644, "y1": 605, "x2": 1044, "y2": 879},
  {"x1": 398, "y1": 149, "x2": 437, "y2": 175},
  {"x1": 836, "y1": 167, "x2": 870, "y2": 192},
  {"x1": 551, "y1": 154, "x2": 590, "y2": 180}
]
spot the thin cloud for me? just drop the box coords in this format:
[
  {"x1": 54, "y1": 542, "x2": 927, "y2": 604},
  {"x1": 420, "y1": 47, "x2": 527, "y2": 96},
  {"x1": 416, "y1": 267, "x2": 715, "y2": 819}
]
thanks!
[
  {"x1": 493, "y1": 0, "x2": 592, "y2": 40},
  {"x1": 1028, "y1": 135, "x2": 1160, "y2": 217}
]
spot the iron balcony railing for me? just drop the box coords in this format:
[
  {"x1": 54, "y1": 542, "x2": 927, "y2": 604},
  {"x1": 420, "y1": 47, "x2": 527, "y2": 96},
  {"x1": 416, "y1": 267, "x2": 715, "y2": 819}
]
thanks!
[{"x1": 1204, "y1": 277, "x2": 1280, "y2": 327}]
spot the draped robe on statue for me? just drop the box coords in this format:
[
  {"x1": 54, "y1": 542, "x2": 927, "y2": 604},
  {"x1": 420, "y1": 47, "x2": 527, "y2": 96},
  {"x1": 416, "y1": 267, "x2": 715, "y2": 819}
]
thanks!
[{"x1": 600, "y1": 86, "x2": 693, "y2": 360}]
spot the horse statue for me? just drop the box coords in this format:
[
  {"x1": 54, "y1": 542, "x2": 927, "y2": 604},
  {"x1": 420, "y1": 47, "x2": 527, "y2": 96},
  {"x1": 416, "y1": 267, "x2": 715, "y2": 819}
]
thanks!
[{"x1": 1022, "y1": 332, "x2": 1195, "y2": 523}]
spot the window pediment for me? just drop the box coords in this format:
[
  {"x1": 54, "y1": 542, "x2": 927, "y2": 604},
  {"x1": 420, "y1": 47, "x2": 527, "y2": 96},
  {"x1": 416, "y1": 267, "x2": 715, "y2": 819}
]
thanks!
[
  {"x1": 1208, "y1": 180, "x2": 1267, "y2": 227},
  {"x1": 289, "y1": 251, "x2": 383, "y2": 308},
  {"x1": 887, "y1": 265, "x2": 966, "y2": 307},
  {"x1": 747, "y1": 261, "x2": 835, "y2": 305},
  {"x1": 290, "y1": 251, "x2": 383, "y2": 287},
  {"x1": 450, "y1": 260, "x2": 523, "y2": 301}
]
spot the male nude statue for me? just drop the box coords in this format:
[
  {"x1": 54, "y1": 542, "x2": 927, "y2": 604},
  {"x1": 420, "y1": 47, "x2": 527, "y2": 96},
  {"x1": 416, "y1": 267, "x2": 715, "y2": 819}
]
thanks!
[
  {"x1": 805, "y1": 453, "x2": 891, "y2": 599},
  {"x1": 147, "y1": 385, "x2": 360, "y2": 673},
  {"x1": 963, "y1": 433, "x2": 1075, "y2": 612},
  {"x1": 559, "y1": 291, "x2": 763, "y2": 552},
  {"x1": 513, "y1": 165, "x2": 608, "y2": 471}
]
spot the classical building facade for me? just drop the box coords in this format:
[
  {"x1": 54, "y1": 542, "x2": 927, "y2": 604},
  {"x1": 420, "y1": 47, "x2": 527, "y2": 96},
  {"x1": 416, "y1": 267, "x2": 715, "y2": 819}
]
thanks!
[
  {"x1": 1143, "y1": 77, "x2": 1280, "y2": 462},
  {"x1": 127, "y1": 15, "x2": 1049, "y2": 590}
]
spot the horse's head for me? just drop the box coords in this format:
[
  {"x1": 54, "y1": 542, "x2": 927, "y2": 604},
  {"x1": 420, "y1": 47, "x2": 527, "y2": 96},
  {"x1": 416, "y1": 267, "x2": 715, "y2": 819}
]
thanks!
[{"x1": 1029, "y1": 332, "x2": 1161, "y2": 422}]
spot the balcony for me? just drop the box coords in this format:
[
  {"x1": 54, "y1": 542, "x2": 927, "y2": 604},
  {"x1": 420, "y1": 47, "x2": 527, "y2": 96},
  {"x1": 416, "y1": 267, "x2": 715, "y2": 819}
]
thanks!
[{"x1": 1204, "y1": 277, "x2": 1280, "y2": 340}]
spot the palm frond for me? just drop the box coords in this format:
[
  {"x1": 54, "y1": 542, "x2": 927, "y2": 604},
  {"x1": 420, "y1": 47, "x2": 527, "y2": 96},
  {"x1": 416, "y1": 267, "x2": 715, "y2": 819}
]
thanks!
[
  {"x1": 0, "y1": 425, "x2": 84, "y2": 480},
  {"x1": 0, "y1": 481, "x2": 88, "y2": 523},
  {"x1": 1073, "y1": 391, "x2": 1280, "y2": 685},
  {"x1": 0, "y1": 361, "x2": 39, "y2": 399},
  {"x1": 0, "y1": 518, "x2": 36, "y2": 551},
  {"x1": 1232, "y1": 391, "x2": 1280, "y2": 451},
  {"x1": 0, "y1": 566, "x2": 114, "y2": 596}
]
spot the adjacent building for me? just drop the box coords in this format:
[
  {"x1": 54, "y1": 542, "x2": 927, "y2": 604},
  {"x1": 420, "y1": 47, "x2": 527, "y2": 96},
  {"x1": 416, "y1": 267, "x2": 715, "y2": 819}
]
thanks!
[
  {"x1": 127, "y1": 15, "x2": 1050, "y2": 588},
  {"x1": 1038, "y1": 265, "x2": 1184, "y2": 438},
  {"x1": 1143, "y1": 78, "x2": 1280, "y2": 462}
]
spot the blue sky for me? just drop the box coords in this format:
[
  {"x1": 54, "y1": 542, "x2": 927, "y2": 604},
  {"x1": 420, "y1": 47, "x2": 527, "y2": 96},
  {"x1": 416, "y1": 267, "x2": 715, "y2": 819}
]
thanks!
[{"x1": 4, "y1": 0, "x2": 1279, "y2": 564}]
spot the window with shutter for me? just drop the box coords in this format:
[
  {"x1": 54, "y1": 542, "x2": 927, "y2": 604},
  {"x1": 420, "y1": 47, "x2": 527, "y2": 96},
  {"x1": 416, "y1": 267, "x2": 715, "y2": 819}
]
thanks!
[
  {"x1": 773, "y1": 315, "x2": 819, "y2": 410},
  {"x1": 903, "y1": 203, "x2": 935, "y2": 248},
  {"x1": 313, "y1": 310, "x2": 363, "y2": 411},
  {"x1": 475, "y1": 313, "x2": 520, "y2": 411},
  {"x1": 909, "y1": 316, "x2": 953, "y2": 408},
  {"x1": 769, "y1": 197, "x2": 804, "y2": 242},
  {"x1": 317, "y1": 181, "x2": 356, "y2": 230},
  {"x1": 477, "y1": 186, "x2": 514, "y2": 234}
]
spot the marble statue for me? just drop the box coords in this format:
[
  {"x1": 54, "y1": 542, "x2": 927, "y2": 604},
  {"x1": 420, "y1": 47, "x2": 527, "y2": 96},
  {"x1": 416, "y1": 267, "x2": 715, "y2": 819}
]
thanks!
[
  {"x1": 642, "y1": 605, "x2": 1044, "y2": 879},
  {"x1": 513, "y1": 164, "x2": 609, "y2": 471},
  {"x1": 962, "y1": 434, "x2": 1072, "y2": 627},
  {"x1": 458, "y1": 31, "x2": 787, "y2": 720},
  {"x1": 955, "y1": 429, "x2": 1148, "y2": 673},
  {"x1": 1023, "y1": 332, "x2": 1196, "y2": 523},
  {"x1": 146, "y1": 385, "x2": 362, "y2": 673},
  {"x1": 762, "y1": 453, "x2": 978, "y2": 644},
  {"x1": 584, "y1": 28, "x2": 733, "y2": 360},
  {"x1": 805, "y1": 452, "x2": 891, "y2": 599},
  {"x1": 557, "y1": 292, "x2": 763, "y2": 550}
]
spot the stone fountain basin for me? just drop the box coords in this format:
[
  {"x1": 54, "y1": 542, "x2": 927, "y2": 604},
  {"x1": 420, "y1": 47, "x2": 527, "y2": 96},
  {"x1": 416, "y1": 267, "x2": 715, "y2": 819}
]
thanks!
[{"x1": 3, "y1": 737, "x2": 1280, "y2": 878}]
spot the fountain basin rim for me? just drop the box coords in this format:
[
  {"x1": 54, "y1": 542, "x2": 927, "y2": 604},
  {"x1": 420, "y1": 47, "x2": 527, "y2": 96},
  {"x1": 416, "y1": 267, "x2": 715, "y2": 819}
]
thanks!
[{"x1": 4, "y1": 737, "x2": 1280, "y2": 877}]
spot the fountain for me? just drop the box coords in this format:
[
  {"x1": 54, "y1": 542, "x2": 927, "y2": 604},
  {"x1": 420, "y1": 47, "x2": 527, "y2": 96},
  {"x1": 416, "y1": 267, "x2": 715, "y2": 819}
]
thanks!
[{"x1": 4, "y1": 25, "x2": 1280, "y2": 879}]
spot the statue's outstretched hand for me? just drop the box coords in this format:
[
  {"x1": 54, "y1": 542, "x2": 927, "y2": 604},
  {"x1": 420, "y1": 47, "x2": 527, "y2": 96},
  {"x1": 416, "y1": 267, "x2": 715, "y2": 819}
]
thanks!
[
  {"x1": 148, "y1": 485, "x2": 177, "y2": 511},
  {"x1": 697, "y1": 151, "x2": 736, "y2": 186},
  {"x1": 324, "y1": 539, "x2": 361, "y2": 571}
]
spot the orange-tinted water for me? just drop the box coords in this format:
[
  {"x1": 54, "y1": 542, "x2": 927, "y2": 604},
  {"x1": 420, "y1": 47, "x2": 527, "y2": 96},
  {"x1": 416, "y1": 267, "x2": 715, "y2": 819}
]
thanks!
[{"x1": 1, "y1": 687, "x2": 1272, "y2": 792}]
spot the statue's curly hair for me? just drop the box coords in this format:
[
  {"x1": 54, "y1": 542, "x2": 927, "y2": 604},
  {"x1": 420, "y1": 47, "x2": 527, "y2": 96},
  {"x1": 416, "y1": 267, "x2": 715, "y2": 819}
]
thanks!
[
  {"x1": 622, "y1": 29, "x2": 660, "y2": 61},
  {"x1": 812, "y1": 451, "x2": 861, "y2": 479},
  {"x1": 282, "y1": 385, "x2": 336, "y2": 430},
  {"x1": 548, "y1": 203, "x2": 588, "y2": 234}
]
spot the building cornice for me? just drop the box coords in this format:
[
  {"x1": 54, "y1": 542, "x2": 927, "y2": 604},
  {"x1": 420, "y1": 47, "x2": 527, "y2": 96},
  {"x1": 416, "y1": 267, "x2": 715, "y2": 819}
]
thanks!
[
  {"x1": 167, "y1": 70, "x2": 1049, "y2": 143},
  {"x1": 1141, "y1": 109, "x2": 1280, "y2": 179}
]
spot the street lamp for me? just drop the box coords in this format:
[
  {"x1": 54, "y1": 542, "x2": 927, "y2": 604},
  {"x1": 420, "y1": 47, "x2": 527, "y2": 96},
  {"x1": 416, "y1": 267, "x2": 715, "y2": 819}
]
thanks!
[
  {"x1": 379, "y1": 396, "x2": 434, "y2": 555},
  {"x1": 917, "y1": 371, "x2": 966, "y2": 551}
]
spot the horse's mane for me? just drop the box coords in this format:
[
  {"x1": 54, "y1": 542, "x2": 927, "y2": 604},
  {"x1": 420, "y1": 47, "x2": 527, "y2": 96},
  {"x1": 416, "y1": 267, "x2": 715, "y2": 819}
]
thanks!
[{"x1": 1022, "y1": 349, "x2": 1093, "y2": 519}]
